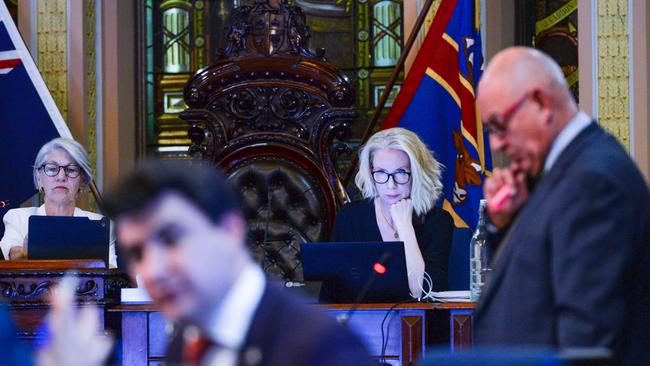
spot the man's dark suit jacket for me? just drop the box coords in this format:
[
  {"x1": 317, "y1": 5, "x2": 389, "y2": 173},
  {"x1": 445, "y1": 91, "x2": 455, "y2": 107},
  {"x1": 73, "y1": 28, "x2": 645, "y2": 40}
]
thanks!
[
  {"x1": 166, "y1": 281, "x2": 372, "y2": 366},
  {"x1": 473, "y1": 123, "x2": 650, "y2": 365}
]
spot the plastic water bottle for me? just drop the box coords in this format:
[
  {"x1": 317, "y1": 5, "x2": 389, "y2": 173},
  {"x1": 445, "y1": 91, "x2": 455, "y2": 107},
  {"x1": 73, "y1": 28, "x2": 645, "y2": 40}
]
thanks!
[{"x1": 469, "y1": 199, "x2": 489, "y2": 301}]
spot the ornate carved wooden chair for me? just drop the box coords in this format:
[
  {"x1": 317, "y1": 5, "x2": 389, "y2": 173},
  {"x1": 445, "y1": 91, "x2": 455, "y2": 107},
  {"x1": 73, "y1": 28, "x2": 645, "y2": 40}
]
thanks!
[{"x1": 181, "y1": 0, "x2": 355, "y2": 281}]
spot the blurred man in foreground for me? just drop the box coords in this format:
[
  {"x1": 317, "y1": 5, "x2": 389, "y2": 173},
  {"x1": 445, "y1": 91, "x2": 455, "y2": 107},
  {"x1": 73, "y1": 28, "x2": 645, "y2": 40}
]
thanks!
[
  {"x1": 473, "y1": 46, "x2": 650, "y2": 365},
  {"x1": 103, "y1": 160, "x2": 371, "y2": 366}
]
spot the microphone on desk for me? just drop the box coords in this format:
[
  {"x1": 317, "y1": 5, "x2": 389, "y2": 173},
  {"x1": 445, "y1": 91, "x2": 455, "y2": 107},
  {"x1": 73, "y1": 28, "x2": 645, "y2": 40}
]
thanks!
[{"x1": 338, "y1": 251, "x2": 391, "y2": 326}]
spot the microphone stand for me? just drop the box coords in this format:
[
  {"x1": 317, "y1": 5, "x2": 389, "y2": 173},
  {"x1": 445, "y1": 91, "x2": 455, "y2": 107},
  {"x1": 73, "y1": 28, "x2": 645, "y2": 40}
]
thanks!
[{"x1": 339, "y1": 251, "x2": 391, "y2": 326}]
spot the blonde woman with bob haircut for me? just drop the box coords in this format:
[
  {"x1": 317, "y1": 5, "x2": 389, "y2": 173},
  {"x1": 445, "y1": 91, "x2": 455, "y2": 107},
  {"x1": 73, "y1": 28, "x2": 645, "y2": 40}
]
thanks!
[{"x1": 331, "y1": 128, "x2": 453, "y2": 298}]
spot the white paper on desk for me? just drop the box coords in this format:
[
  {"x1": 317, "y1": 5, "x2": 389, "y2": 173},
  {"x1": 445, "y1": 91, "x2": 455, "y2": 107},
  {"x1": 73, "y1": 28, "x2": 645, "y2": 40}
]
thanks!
[
  {"x1": 121, "y1": 287, "x2": 153, "y2": 303},
  {"x1": 431, "y1": 290, "x2": 472, "y2": 302},
  {"x1": 120, "y1": 274, "x2": 153, "y2": 303}
]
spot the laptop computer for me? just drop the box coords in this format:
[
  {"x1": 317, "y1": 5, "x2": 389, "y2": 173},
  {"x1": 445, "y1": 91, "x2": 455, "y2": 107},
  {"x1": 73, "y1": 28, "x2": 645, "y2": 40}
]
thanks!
[
  {"x1": 28, "y1": 216, "x2": 110, "y2": 266},
  {"x1": 301, "y1": 241, "x2": 411, "y2": 303}
]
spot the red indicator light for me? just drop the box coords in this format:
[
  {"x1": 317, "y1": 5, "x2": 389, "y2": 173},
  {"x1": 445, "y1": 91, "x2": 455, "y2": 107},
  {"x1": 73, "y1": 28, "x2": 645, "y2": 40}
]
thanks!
[{"x1": 373, "y1": 262, "x2": 387, "y2": 275}]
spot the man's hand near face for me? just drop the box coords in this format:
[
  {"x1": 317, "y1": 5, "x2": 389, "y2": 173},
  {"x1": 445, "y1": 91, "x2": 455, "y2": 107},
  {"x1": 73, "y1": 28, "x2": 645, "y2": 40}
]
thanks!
[
  {"x1": 483, "y1": 167, "x2": 529, "y2": 230},
  {"x1": 37, "y1": 275, "x2": 113, "y2": 366}
]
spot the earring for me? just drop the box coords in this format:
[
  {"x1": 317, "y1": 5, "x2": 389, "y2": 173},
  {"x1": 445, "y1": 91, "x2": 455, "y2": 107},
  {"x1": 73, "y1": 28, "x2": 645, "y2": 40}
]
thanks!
[{"x1": 39, "y1": 187, "x2": 44, "y2": 194}]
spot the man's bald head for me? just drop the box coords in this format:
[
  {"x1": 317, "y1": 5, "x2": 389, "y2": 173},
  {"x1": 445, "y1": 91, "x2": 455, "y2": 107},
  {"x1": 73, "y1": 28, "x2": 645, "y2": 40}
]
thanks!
[
  {"x1": 480, "y1": 47, "x2": 573, "y2": 108},
  {"x1": 477, "y1": 47, "x2": 580, "y2": 179}
]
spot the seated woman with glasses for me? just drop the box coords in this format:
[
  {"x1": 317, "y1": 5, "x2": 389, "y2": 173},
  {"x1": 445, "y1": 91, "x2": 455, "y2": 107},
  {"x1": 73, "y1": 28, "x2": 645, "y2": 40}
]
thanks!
[
  {"x1": 331, "y1": 128, "x2": 453, "y2": 298},
  {"x1": 0, "y1": 137, "x2": 117, "y2": 267}
]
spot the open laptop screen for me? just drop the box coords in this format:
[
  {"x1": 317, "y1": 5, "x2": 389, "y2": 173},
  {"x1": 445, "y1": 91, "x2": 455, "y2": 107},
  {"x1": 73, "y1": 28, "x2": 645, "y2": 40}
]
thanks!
[
  {"x1": 301, "y1": 241, "x2": 411, "y2": 303},
  {"x1": 27, "y1": 216, "x2": 110, "y2": 266}
]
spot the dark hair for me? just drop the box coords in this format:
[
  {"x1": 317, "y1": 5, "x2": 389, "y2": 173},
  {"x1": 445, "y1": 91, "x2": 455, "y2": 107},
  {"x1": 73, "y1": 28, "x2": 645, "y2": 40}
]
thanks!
[{"x1": 104, "y1": 160, "x2": 243, "y2": 224}]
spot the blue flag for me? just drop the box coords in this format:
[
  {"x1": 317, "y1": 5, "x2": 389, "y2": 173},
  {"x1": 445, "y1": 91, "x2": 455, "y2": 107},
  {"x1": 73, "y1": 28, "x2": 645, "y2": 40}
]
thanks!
[
  {"x1": 383, "y1": 0, "x2": 491, "y2": 231},
  {"x1": 0, "y1": 2, "x2": 70, "y2": 237},
  {"x1": 382, "y1": 0, "x2": 491, "y2": 289}
]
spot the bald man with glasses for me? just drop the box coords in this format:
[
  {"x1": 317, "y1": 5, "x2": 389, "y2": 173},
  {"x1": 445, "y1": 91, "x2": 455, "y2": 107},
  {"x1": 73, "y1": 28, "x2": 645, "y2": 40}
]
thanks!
[{"x1": 473, "y1": 47, "x2": 650, "y2": 365}]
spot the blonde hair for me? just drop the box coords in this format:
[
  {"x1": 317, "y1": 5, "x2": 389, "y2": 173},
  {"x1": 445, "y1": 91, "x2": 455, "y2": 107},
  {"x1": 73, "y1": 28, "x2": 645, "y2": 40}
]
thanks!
[{"x1": 355, "y1": 128, "x2": 443, "y2": 216}]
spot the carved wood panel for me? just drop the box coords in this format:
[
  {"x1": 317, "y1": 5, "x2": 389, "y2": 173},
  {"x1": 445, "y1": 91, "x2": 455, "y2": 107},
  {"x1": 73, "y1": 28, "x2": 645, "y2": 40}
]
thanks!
[{"x1": 180, "y1": 0, "x2": 357, "y2": 280}]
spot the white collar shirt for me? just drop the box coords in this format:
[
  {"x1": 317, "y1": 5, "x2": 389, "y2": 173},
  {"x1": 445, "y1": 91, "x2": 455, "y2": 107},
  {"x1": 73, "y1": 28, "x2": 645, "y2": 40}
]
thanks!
[
  {"x1": 544, "y1": 111, "x2": 592, "y2": 173},
  {"x1": 200, "y1": 262, "x2": 266, "y2": 366}
]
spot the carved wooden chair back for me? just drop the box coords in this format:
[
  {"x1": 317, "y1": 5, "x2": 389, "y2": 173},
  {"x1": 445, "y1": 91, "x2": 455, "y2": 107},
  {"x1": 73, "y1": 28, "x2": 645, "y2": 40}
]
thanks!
[{"x1": 181, "y1": 0, "x2": 355, "y2": 281}]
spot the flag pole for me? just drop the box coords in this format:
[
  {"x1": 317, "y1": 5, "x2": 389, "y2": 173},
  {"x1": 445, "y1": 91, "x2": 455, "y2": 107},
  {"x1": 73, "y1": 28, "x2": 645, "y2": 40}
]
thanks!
[{"x1": 343, "y1": 0, "x2": 437, "y2": 186}]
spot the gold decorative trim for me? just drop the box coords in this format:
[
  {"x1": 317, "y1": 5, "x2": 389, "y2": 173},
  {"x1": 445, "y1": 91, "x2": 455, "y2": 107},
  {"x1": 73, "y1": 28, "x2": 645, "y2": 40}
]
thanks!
[
  {"x1": 37, "y1": 0, "x2": 68, "y2": 122},
  {"x1": 85, "y1": 0, "x2": 97, "y2": 212},
  {"x1": 421, "y1": 0, "x2": 441, "y2": 39},
  {"x1": 597, "y1": 0, "x2": 630, "y2": 150},
  {"x1": 156, "y1": 73, "x2": 191, "y2": 147},
  {"x1": 159, "y1": 74, "x2": 190, "y2": 88},
  {"x1": 160, "y1": 0, "x2": 192, "y2": 11},
  {"x1": 536, "y1": 0, "x2": 578, "y2": 34}
]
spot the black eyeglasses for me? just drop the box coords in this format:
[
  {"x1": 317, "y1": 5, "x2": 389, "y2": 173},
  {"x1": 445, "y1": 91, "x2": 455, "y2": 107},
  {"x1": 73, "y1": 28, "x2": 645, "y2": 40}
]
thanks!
[
  {"x1": 372, "y1": 170, "x2": 411, "y2": 185},
  {"x1": 484, "y1": 90, "x2": 536, "y2": 137},
  {"x1": 39, "y1": 163, "x2": 82, "y2": 178}
]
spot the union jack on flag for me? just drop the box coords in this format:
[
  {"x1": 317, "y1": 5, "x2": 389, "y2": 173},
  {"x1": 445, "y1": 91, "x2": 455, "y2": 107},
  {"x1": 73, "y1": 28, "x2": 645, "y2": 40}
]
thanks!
[
  {"x1": 0, "y1": 1, "x2": 71, "y2": 237},
  {"x1": 0, "y1": 51, "x2": 21, "y2": 74}
]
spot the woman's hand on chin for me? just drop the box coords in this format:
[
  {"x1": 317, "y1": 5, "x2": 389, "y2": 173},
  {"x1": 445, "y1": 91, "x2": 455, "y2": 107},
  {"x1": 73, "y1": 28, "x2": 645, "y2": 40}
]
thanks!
[
  {"x1": 9, "y1": 246, "x2": 27, "y2": 260},
  {"x1": 390, "y1": 198, "x2": 413, "y2": 228}
]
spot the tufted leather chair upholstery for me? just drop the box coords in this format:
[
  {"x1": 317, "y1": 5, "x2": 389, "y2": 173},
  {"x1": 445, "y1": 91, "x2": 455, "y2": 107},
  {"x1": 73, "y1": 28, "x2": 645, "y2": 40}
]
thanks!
[
  {"x1": 233, "y1": 159, "x2": 327, "y2": 280},
  {"x1": 181, "y1": 0, "x2": 356, "y2": 281}
]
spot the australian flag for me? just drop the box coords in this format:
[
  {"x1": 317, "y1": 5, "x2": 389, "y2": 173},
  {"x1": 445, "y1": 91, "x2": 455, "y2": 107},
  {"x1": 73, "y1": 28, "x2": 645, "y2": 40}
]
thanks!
[
  {"x1": 383, "y1": 0, "x2": 491, "y2": 231},
  {"x1": 0, "y1": 2, "x2": 70, "y2": 237}
]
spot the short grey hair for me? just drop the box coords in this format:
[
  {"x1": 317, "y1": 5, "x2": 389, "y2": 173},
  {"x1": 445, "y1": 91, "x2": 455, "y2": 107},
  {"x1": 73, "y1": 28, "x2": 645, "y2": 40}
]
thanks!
[
  {"x1": 355, "y1": 127, "x2": 444, "y2": 216},
  {"x1": 33, "y1": 137, "x2": 93, "y2": 189}
]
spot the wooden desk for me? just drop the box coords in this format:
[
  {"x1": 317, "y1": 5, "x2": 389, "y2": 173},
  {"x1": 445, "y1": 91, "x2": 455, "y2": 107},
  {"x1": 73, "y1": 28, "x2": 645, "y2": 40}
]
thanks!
[
  {"x1": 0, "y1": 260, "x2": 131, "y2": 337},
  {"x1": 109, "y1": 301, "x2": 474, "y2": 366}
]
